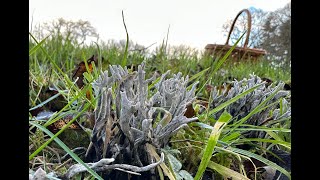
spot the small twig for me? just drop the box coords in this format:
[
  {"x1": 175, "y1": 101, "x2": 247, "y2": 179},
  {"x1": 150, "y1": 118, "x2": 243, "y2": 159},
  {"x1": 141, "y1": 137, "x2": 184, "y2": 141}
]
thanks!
[
  {"x1": 32, "y1": 162, "x2": 56, "y2": 166},
  {"x1": 63, "y1": 158, "x2": 115, "y2": 179},
  {"x1": 34, "y1": 156, "x2": 45, "y2": 164},
  {"x1": 52, "y1": 147, "x2": 86, "y2": 163},
  {"x1": 54, "y1": 158, "x2": 73, "y2": 171},
  {"x1": 114, "y1": 168, "x2": 141, "y2": 175},
  {"x1": 63, "y1": 152, "x2": 165, "y2": 179},
  {"x1": 31, "y1": 157, "x2": 37, "y2": 169},
  {"x1": 45, "y1": 146, "x2": 61, "y2": 163},
  {"x1": 85, "y1": 142, "x2": 93, "y2": 158}
]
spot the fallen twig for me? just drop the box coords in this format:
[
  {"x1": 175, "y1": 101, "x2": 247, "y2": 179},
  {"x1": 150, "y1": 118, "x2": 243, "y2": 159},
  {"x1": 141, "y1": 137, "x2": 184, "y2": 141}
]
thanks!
[{"x1": 63, "y1": 152, "x2": 165, "y2": 179}]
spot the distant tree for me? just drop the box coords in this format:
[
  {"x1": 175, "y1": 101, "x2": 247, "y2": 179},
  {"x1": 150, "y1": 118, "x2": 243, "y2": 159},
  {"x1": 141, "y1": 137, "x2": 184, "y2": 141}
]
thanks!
[
  {"x1": 32, "y1": 18, "x2": 99, "y2": 45},
  {"x1": 99, "y1": 39, "x2": 147, "y2": 54},
  {"x1": 222, "y1": 3, "x2": 291, "y2": 64},
  {"x1": 260, "y1": 3, "x2": 291, "y2": 63}
]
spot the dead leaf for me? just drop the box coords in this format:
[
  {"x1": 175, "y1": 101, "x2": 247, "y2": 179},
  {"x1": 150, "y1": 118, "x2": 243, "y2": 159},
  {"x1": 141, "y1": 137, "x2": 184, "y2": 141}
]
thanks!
[
  {"x1": 184, "y1": 100, "x2": 209, "y2": 118},
  {"x1": 72, "y1": 55, "x2": 98, "y2": 89},
  {"x1": 47, "y1": 114, "x2": 81, "y2": 133}
]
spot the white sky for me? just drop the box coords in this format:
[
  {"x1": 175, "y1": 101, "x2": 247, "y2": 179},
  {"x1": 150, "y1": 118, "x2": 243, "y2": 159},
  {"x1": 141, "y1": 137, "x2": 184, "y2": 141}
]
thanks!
[{"x1": 29, "y1": 0, "x2": 290, "y2": 51}]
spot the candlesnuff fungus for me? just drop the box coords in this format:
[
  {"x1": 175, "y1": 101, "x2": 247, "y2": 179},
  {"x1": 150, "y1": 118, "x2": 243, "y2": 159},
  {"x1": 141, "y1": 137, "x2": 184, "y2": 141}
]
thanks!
[
  {"x1": 84, "y1": 62, "x2": 198, "y2": 178},
  {"x1": 209, "y1": 74, "x2": 290, "y2": 137}
]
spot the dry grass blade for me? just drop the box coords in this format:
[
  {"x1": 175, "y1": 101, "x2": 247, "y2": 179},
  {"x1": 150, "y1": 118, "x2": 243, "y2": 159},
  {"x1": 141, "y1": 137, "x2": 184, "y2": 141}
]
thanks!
[{"x1": 146, "y1": 143, "x2": 176, "y2": 180}]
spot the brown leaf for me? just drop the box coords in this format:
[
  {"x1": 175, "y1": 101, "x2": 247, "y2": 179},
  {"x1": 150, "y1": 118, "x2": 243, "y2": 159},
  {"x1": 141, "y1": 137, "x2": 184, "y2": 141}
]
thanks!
[
  {"x1": 72, "y1": 55, "x2": 101, "y2": 100},
  {"x1": 206, "y1": 83, "x2": 232, "y2": 95},
  {"x1": 47, "y1": 114, "x2": 81, "y2": 133},
  {"x1": 184, "y1": 100, "x2": 209, "y2": 118},
  {"x1": 184, "y1": 104, "x2": 196, "y2": 118},
  {"x1": 72, "y1": 55, "x2": 98, "y2": 89}
]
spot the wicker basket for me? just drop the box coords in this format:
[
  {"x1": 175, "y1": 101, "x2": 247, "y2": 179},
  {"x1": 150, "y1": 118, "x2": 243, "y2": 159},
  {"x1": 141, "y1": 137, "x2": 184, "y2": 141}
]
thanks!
[{"x1": 205, "y1": 9, "x2": 267, "y2": 61}]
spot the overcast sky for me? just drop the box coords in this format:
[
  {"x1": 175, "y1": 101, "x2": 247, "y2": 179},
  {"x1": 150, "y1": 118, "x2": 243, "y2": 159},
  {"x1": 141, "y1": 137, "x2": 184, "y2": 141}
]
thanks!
[{"x1": 29, "y1": 0, "x2": 290, "y2": 51}]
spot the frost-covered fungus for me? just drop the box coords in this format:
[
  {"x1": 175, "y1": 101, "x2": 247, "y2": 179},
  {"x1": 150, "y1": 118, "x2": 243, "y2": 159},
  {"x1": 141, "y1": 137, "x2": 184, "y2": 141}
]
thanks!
[
  {"x1": 209, "y1": 74, "x2": 290, "y2": 136},
  {"x1": 85, "y1": 62, "x2": 198, "y2": 177}
]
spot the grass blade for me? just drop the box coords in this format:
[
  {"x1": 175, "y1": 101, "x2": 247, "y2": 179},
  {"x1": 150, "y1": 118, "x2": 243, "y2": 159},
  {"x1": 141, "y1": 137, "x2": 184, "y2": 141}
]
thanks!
[
  {"x1": 219, "y1": 146, "x2": 291, "y2": 179},
  {"x1": 146, "y1": 143, "x2": 176, "y2": 180},
  {"x1": 196, "y1": 31, "x2": 246, "y2": 95},
  {"x1": 29, "y1": 102, "x2": 91, "y2": 160},
  {"x1": 42, "y1": 85, "x2": 93, "y2": 127},
  {"x1": 208, "y1": 83, "x2": 264, "y2": 116},
  {"x1": 187, "y1": 67, "x2": 210, "y2": 90},
  {"x1": 194, "y1": 111, "x2": 232, "y2": 180},
  {"x1": 188, "y1": 67, "x2": 210, "y2": 84},
  {"x1": 29, "y1": 33, "x2": 85, "y2": 98},
  {"x1": 121, "y1": 10, "x2": 129, "y2": 67},
  {"x1": 148, "y1": 76, "x2": 161, "y2": 91},
  {"x1": 267, "y1": 131, "x2": 285, "y2": 141},
  {"x1": 229, "y1": 84, "x2": 283, "y2": 133},
  {"x1": 29, "y1": 34, "x2": 50, "y2": 56},
  {"x1": 207, "y1": 161, "x2": 250, "y2": 180},
  {"x1": 233, "y1": 126, "x2": 291, "y2": 133},
  {"x1": 212, "y1": 31, "x2": 246, "y2": 74},
  {"x1": 29, "y1": 121, "x2": 103, "y2": 180},
  {"x1": 236, "y1": 138, "x2": 291, "y2": 150},
  {"x1": 29, "y1": 90, "x2": 67, "y2": 111}
]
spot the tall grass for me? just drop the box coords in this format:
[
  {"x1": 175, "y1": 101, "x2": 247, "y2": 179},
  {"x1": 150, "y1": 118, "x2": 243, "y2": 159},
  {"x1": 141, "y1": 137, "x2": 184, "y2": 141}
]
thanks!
[{"x1": 29, "y1": 23, "x2": 290, "y2": 179}]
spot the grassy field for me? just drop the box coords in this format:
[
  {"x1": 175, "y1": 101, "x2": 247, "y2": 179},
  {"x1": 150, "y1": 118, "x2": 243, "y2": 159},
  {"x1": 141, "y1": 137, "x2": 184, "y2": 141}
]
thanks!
[{"x1": 29, "y1": 32, "x2": 291, "y2": 180}]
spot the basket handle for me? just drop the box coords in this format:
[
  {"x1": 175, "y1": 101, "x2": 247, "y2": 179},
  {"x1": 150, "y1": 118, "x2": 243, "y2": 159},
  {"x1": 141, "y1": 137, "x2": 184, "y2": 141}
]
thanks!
[{"x1": 225, "y1": 9, "x2": 252, "y2": 48}]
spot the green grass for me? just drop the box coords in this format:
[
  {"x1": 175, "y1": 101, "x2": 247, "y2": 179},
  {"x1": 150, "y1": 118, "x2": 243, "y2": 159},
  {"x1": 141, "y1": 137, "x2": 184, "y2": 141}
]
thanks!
[{"x1": 29, "y1": 28, "x2": 291, "y2": 179}]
